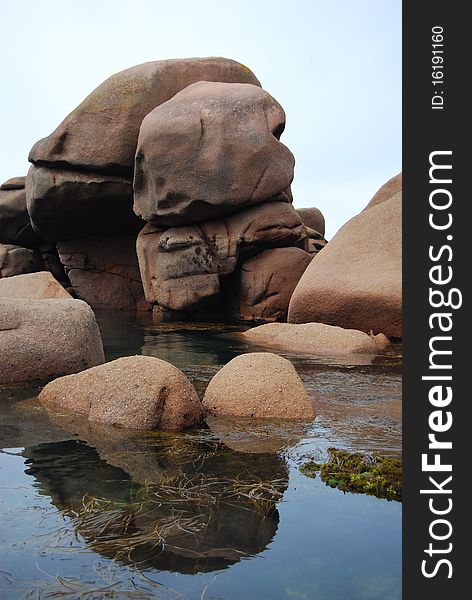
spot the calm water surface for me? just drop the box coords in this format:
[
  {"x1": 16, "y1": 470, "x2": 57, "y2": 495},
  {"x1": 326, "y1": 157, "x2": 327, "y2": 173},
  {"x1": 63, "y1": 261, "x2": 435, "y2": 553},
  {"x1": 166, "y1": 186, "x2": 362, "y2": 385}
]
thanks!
[{"x1": 0, "y1": 311, "x2": 401, "y2": 599}]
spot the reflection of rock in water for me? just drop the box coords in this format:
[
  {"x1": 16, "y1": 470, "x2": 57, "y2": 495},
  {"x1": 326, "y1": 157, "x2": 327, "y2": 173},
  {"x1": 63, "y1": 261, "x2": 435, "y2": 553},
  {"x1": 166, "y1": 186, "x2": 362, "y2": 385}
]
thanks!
[{"x1": 23, "y1": 424, "x2": 288, "y2": 574}]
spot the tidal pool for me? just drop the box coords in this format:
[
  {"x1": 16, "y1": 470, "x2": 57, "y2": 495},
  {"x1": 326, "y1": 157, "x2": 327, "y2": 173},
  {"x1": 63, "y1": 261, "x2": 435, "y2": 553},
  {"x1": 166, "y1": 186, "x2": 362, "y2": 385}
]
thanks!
[{"x1": 0, "y1": 311, "x2": 401, "y2": 599}]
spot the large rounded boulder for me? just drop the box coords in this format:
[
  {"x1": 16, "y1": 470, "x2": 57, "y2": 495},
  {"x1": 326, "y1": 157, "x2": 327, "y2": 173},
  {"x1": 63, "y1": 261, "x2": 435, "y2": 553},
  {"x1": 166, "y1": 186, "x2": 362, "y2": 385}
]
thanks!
[
  {"x1": 0, "y1": 298, "x2": 104, "y2": 384},
  {"x1": 39, "y1": 356, "x2": 204, "y2": 430},
  {"x1": 0, "y1": 243, "x2": 44, "y2": 278},
  {"x1": 26, "y1": 57, "x2": 260, "y2": 241},
  {"x1": 203, "y1": 352, "x2": 314, "y2": 419},
  {"x1": 133, "y1": 81, "x2": 294, "y2": 227},
  {"x1": 29, "y1": 57, "x2": 260, "y2": 175},
  {"x1": 288, "y1": 186, "x2": 402, "y2": 337}
]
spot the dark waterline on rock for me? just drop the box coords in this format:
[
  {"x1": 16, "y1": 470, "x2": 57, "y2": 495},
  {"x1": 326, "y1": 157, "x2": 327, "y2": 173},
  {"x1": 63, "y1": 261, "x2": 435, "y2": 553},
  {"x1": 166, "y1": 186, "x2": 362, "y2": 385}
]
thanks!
[{"x1": 0, "y1": 311, "x2": 401, "y2": 599}]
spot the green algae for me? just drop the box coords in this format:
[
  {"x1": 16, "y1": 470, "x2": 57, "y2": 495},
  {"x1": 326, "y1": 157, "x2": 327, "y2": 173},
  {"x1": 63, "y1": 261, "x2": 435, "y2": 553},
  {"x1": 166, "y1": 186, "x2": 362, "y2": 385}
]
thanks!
[{"x1": 300, "y1": 448, "x2": 402, "y2": 501}]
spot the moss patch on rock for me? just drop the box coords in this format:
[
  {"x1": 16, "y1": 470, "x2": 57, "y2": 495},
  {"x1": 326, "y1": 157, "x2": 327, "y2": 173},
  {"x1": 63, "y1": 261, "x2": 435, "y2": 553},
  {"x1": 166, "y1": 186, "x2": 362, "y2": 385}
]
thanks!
[{"x1": 300, "y1": 448, "x2": 402, "y2": 501}]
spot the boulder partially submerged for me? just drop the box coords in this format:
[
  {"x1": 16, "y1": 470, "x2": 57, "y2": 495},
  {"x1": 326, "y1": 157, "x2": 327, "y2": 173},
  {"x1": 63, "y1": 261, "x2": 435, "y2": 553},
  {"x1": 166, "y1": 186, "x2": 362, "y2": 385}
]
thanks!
[
  {"x1": 242, "y1": 322, "x2": 390, "y2": 356},
  {"x1": 39, "y1": 356, "x2": 204, "y2": 430},
  {"x1": 203, "y1": 352, "x2": 314, "y2": 419}
]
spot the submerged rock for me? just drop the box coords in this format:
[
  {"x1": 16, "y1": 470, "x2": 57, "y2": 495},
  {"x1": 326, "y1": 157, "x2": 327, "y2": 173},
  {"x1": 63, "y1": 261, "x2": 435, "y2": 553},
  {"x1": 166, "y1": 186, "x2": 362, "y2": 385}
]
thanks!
[
  {"x1": 39, "y1": 356, "x2": 204, "y2": 430},
  {"x1": 0, "y1": 271, "x2": 71, "y2": 300},
  {"x1": 242, "y1": 322, "x2": 390, "y2": 355},
  {"x1": 0, "y1": 298, "x2": 104, "y2": 384},
  {"x1": 300, "y1": 447, "x2": 402, "y2": 501},
  {"x1": 203, "y1": 352, "x2": 314, "y2": 419},
  {"x1": 288, "y1": 186, "x2": 402, "y2": 337},
  {"x1": 134, "y1": 81, "x2": 293, "y2": 227}
]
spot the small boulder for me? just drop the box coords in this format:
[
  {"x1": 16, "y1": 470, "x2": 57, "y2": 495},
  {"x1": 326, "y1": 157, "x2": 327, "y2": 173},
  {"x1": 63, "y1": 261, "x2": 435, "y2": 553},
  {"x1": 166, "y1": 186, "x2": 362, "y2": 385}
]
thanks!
[
  {"x1": 203, "y1": 352, "x2": 314, "y2": 419},
  {"x1": 39, "y1": 356, "x2": 204, "y2": 431},
  {"x1": 0, "y1": 271, "x2": 71, "y2": 299},
  {"x1": 0, "y1": 298, "x2": 104, "y2": 384},
  {"x1": 0, "y1": 243, "x2": 44, "y2": 278},
  {"x1": 134, "y1": 81, "x2": 294, "y2": 227},
  {"x1": 242, "y1": 322, "x2": 390, "y2": 355},
  {"x1": 296, "y1": 207, "x2": 325, "y2": 237}
]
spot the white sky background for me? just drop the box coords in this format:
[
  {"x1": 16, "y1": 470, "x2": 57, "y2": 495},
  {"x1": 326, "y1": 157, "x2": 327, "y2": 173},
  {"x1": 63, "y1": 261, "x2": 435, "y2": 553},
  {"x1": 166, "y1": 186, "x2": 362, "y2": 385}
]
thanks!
[{"x1": 0, "y1": 0, "x2": 401, "y2": 239}]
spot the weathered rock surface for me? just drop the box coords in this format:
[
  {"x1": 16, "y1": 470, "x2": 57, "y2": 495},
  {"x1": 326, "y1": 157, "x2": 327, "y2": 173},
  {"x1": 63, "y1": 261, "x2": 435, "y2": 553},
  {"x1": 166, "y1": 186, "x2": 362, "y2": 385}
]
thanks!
[
  {"x1": 296, "y1": 207, "x2": 325, "y2": 237},
  {"x1": 0, "y1": 271, "x2": 71, "y2": 300},
  {"x1": 57, "y1": 235, "x2": 149, "y2": 310},
  {"x1": 230, "y1": 247, "x2": 313, "y2": 322},
  {"x1": 288, "y1": 192, "x2": 402, "y2": 337},
  {"x1": 26, "y1": 58, "x2": 260, "y2": 249},
  {"x1": 203, "y1": 352, "x2": 314, "y2": 419},
  {"x1": 0, "y1": 176, "x2": 43, "y2": 248},
  {"x1": 26, "y1": 166, "x2": 140, "y2": 241},
  {"x1": 0, "y1": 243, "x2": 44, "y2": 278},
  {"x1": 242, "y1": 322, "x2": 390, "y2": 355},
  {"x1": 0, "y1": 298, "x2": 104, "y2": 384},
  {"x1": 137, "y1": 201, "x2": 306, "y2": 318},
  {"x1": 29, "y1": 58, "x2": 260, "y2": 176},
  {"x1": 1, "y1": 177, "x2": 26, "y2": 191},
  {"x1": 134, "y1": 81, "x2": 293, "y2": 227},
  {"x1": 364, "y1": 172, "x2": 402, "y2": 211},
  {"x1": 39, "y1": 356, "x2": 204, "y2": 430}
]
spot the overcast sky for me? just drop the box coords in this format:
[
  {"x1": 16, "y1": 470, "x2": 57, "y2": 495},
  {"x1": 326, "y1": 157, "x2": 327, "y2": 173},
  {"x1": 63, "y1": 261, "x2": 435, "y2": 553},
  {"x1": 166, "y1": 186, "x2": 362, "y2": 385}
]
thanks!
[{"x1": 0, "y1": 0, "x2": 400, "y2": 238}]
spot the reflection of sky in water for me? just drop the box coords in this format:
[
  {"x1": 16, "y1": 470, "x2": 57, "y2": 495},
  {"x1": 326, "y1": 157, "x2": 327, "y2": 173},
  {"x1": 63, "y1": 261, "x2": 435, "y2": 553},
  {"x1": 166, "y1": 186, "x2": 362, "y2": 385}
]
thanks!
[{"x1": 0, "y1": 311, "x2": 401, "y2": 599}]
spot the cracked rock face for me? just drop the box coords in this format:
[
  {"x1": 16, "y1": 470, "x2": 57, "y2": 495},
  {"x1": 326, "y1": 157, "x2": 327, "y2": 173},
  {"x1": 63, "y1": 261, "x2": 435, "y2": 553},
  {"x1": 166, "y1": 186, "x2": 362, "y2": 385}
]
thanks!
[
  {"x1": 137, "y1": 201, "x2": 307, "y2": 319},
  {"x1": 133, "y1": 81, "x2": 294, "y2": 227},
  {"x1": 26, "y1": 166, "x2": 140, "y2": 242},
  {"x1": 57, "y1": 236, "x2": 149, "y2": 311},
  {"x1": 229, "y1": 247, "x2": 313, "y2": 323}
]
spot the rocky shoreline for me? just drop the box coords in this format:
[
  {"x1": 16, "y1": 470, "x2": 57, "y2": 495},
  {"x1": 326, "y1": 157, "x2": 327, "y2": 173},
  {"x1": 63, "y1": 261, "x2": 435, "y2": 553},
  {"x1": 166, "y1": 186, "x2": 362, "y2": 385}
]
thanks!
[{"x1": 1, "y1": 56, "x2": 401, "y2": 433}]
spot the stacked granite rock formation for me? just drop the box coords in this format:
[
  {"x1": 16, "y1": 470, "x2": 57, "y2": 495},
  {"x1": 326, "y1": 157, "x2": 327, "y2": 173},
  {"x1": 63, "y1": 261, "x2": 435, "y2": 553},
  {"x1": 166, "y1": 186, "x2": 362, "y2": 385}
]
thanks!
[{"x1": 0, "y1": 57, "x2": 325, "y2": 320}]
